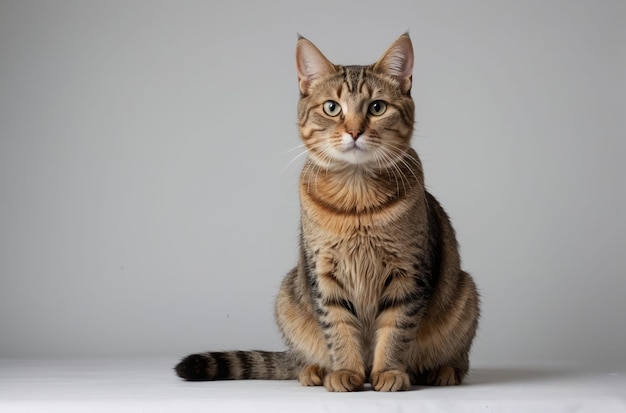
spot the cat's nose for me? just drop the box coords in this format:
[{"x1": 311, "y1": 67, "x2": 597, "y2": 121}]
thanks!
[{"x1": 347, "y1": 129, "x2": 363, "y2": 140}]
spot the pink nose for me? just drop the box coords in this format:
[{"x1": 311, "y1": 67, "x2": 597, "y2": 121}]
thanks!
[{"x1": 347, "y1": 130, "x2": 362, "y2": 140}]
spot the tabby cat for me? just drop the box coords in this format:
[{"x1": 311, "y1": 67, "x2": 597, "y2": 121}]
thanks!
[{"x1": 175, "y1": 33, "x2": 479, "y2": 392}]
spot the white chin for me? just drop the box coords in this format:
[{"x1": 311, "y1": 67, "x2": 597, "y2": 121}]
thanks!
[{"x1": 333, "y1": 149, "x2": 372, "y2": 165}]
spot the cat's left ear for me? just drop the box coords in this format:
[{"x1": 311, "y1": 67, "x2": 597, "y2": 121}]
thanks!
[{"x1": 374, "y1": 33, "x2": 414, "y2": 94}]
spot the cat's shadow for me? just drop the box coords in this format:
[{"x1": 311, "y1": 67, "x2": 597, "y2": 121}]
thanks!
[
  {"x1": 363, "y1": 368, "x2": 573, "y2": 391},
  {"x1": 464, "y1": 367, "x2": 573, "y2": 386}
]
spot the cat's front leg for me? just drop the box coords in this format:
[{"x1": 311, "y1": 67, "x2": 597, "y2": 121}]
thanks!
[
  {"x1": 313, "y1": 257, "x2": 366, "y2": 392},
  {"x1": 314, "y1": 297, "x2": 366, "y2": 392},
  {"x1": 370, "y1": 270, "x2": 428, "y2": 392}
]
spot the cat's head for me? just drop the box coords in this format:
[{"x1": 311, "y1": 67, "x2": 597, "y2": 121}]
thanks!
[{"x1": 296, "y1": 34, "x2": 415, "y2": 168}]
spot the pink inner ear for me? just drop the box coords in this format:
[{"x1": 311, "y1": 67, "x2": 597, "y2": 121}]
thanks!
[
  {"x1": 375, "y1": 35, "x2": 414, "y2": 92},
  {"x1": 387, "y1": 47, "x2": 413, "y2": 80}
]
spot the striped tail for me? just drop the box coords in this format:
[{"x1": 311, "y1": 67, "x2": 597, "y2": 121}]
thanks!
[{"x1": 175, "y1": 351, "x2": 299, "y2": 381}]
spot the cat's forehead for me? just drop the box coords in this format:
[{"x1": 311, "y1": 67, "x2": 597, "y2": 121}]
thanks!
[
  {"x1": 341, "y1": 65, "x2": 368, "y2": 93},
  {"x1": 311, "y1": 64, "x2": 393, "y2": 99}
]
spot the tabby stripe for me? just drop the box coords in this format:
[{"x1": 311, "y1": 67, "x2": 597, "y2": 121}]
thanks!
[
  {"x1": 414, "y1": 276, "x2": 430, "y2": 290},
  {"x1": 359, "y1": 78, "x2": 371, "y2": 96},
  {"x1": 336, "y1": 84, "x2": 344, "y2": 100},
  {"x1": 378, "y1": 292, "x2": 421, "y2": 314},
  {"x1": 302, "y1": 129, "x2": 323, "y2": 141},
  {"x1": 320, "y1": 271, "x2": 345, "y2": 290},
  {"x1": 305, "y1": 189, "x2": 404, "y2": 217},
  {"x1": 211, "y1": 352, "x2": 231, "y2": 379},
  {"x1": 396, "y1": 320, "x2": 418, "y2": 329},
  {"x1": 344, "y1": 70, "x2": 352, "y2": 93},
  {"x1": 324, "y1": 298, "x2": 357, "y2": 318},
  {"x1": 406, "y1": 301, "x2": 426, "y2": 317},
  {"x1": 285, "y1": 272, "x2": 302, "y2": 302},
  {"x1": 398, "y1": 336, "x2": 414, "y2": 344},
  {"x1": 315, "y1": 306, "x2": 329, "y2": 317},
  {"x1": 390, "y1": 102, "x2": 412, "y2": 128},
  {"x1": 300, "y1": 105, "x2": 315, "y2": 126},
  {"x1": 382, "y1": 127, "x2": 404, "y2": 136},
  {"x1": 305, "y1": 266, "x2": 320, "y2": 297},
  {"x1": 234, "y1": 351, "x2": 251, "y2": 379},
  {"x1": 263, "y1": 352, "x2": 275, "y2": 378},
  {"x1": 356, "y1": 75, "x2": 366, "y2": 97},
  {"x1": 412, "y1": 260, "x2": 426, "y2": 272}
]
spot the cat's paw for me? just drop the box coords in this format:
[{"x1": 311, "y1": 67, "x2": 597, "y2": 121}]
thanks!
[
  {"x1": 426, "y1": 366, "x2": 461, "y2": 386},
  {"x1": 371, "y1": 369, "x2": 411, "y2": 392},
  {"x1": 323, "y1": 369, "x2": 365, "y2": 392},
  {"x1": 298, "y1": 365, "x2": 325, "y2": 386}
]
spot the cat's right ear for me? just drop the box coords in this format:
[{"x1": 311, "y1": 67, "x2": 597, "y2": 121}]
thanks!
[
  {"x1": 296, "y1": 36, "x2": 335, "y2": 95},
  {"x1": 374, "y1": 33, "x2": 414, "y2": 94}
]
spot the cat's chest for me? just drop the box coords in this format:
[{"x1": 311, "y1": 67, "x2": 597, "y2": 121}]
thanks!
[
  {"x1": 332, "y1": 233, "x2": 387, "y2": 283},
  {"x1": 311, "y1": 228, "x2": 395, "y2": 307}
]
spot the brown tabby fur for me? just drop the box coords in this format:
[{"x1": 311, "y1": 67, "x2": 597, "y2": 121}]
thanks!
[{"x1": 175, "y1": 33, "x2": 479, "y2": 392}]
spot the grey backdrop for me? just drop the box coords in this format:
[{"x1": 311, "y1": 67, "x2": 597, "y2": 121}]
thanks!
[{"x1": 1, "y1": 1, "x2": 624, "y2": 368}]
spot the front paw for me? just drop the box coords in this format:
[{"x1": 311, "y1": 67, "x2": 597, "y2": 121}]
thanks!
[
  {"x1": 324, "y1": 369, "x2": 365, "y2": 392},
  {"x1": 371, "y1": 369, "x2": 410, "y2": 392}
]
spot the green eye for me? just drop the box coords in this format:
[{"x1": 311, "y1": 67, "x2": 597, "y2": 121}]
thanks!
[
  {"x1": 323, "y1": 100, "x2": 341, "y2": 117},
  {"x1": 368, "y1": 100, "x2": 387, "y2": 116}
]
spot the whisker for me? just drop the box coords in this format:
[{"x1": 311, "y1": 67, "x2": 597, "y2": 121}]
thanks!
[
  {"x1": 300, "y1": 142, "x2": 335, "y2": 194},
  {"x1": 377, "y1": 150, "x2": 401, "y2": 196},
  {"x1": 281, "y1": 149, "x2": 310, "y2": 175},
  {"x1": 378, "y1": 148, "x2": 408, "y2": 196},
  {"x1": 376, "y1": 144, "x2": 430, "y2": 213},
  {"x1": 281, "y1": 143, "x2": 307, "y2": 155}
]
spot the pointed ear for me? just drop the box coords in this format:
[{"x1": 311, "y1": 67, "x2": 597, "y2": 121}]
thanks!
[
  {"x1": 373, "y1": 33, "x2": 414, "y2": 94},
  {"x1": 296, "y1": 36, "x2": 335, "y2": 94}
]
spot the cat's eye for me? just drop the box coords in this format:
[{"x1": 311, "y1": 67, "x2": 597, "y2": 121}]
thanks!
[
  {"x1": 368, "y1": 100, "x2": 387, "y2": 116},
  {"x1": 323, "y1": 100, "x2": 342, "y2": 117}
]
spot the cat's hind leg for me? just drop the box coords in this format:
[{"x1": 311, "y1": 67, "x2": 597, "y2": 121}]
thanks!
[
  {"x1": 298, "y1": 365, "x2": 325, "y2": 386},
  {"x1": 410, "y1": 271, "x2": 478, "y2": 387},
  {"x1": 275, "y1": 268, "x2": 333, "y2": 386},
  {"x1": 411, "y1": 365, "x2": 465, "y2": 386}
]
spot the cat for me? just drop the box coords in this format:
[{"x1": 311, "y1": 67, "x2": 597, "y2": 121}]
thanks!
[{"x1": 175, "y1": 33, "x2": 480, "y2": 392}]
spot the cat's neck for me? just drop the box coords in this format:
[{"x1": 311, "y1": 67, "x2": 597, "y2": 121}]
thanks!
[{"x1": 300, "y1": 149, "x2": 423, "y2": 214}]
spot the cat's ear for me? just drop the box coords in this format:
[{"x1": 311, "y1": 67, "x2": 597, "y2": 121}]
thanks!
[
  {"x1": 374, "y1": 33, "x2": 414, "y2": 94},
  {"x1": 296, "y1": 36, "x2": 335, "y2": 95}
]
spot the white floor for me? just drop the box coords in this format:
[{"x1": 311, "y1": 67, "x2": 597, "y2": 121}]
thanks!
[{"x1": 1, "y1": 358, "x2": 625, "y2": 413}]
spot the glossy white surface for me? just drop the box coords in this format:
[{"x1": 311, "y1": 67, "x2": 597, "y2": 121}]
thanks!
[{"x1": 1, "y1": 358, "x2": 625, "y2": 413}]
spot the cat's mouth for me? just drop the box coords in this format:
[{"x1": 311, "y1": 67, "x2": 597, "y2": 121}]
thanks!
[
  {"x1": 340, "y1": 143, "x2": 366, "y2": 153},
  {"x1": 333, "y1": 136, "x2": 373, "y2": 164},
  {"x1": 339, "y1": 134, "x2": 368, "y2": 151}
]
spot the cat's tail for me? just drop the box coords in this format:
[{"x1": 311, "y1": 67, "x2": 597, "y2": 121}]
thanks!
[{"x1": 175, "y1": 350, "x2": 300, "y2": 381}]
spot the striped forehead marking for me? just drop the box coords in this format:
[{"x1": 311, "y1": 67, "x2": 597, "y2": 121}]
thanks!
[{"x1": 343, "y1": 65, "x2": 366, "y2": 94}]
